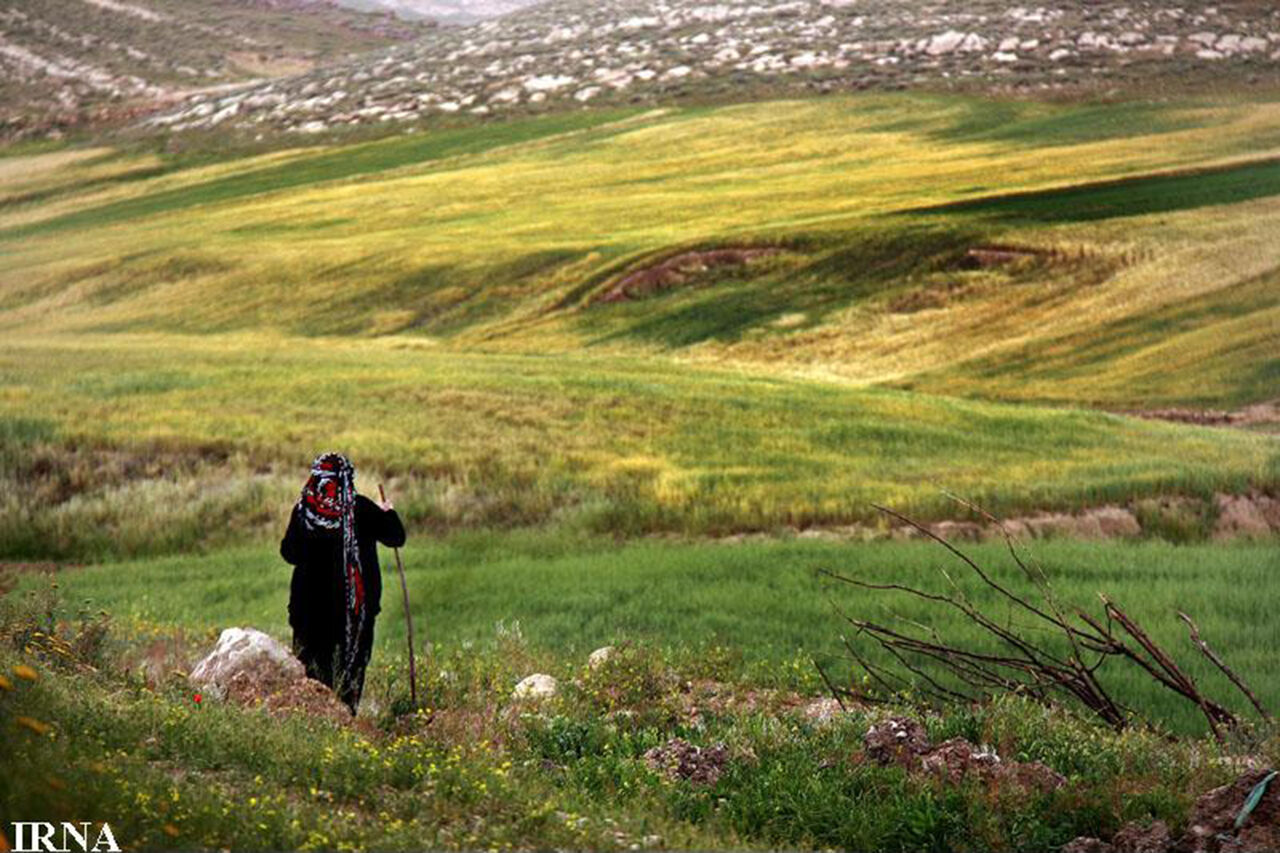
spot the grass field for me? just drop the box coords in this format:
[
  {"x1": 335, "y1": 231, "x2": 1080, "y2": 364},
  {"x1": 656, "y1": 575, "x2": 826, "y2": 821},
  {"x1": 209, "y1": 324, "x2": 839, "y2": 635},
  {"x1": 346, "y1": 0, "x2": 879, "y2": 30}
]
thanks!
[
  {"x1": 35, "y1": 533, "x2": 1280, "y2": 732},
  {"x1": 3, "y1": 90, "x2": 1279, "y2": 850},
  {"x1": 2, "y1": 93, "x2": 1279, "y2": 560},
  {"x1": 2, "y1": 535, "x2": 1277, "y2": 850}
]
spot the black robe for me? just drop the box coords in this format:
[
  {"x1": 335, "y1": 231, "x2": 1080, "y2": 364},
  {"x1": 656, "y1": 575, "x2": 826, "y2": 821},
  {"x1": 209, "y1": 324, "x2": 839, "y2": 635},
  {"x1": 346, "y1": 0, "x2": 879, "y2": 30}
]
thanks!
[{"x1": 280, "y1": 494, "x2": 405, "y2": 713}]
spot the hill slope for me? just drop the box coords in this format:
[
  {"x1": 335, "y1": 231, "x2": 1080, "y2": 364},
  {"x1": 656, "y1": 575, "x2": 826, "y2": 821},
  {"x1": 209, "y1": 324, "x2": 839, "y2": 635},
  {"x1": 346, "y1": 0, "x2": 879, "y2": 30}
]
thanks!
[
  {"x1": 0, "y1": 0, "x2": 434, "y2": 140},
  {"x1": 143, "y1": 0, "x2": 1280, "y2": 138},
  {"x1": 1, "y1": 93, "x2": 1277, "y2": 558},
  {"x1": 3, "y1": 94, "x2": 1278, "y2": 409}
]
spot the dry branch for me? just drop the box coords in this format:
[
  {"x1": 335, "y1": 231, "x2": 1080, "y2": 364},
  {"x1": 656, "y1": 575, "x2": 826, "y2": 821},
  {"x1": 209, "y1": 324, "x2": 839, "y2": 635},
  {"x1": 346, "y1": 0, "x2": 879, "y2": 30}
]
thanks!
[{"x1": 821, "y1": 504, "x2": 1255, "y2": 740}]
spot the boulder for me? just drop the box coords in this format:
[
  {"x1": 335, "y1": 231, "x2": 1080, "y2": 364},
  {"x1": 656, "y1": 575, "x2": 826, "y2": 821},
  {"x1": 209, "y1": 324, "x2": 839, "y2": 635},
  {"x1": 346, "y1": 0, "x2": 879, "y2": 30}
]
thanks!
[
  {"x1": 513, "y1": 673, "x2": 558, "y2": 700},
  {"x1": 188, "y1": 627, "x2": 350, "y2": 721},
  {"x1": 189, "y1": 627, "x2": 303, "y2": 699}
]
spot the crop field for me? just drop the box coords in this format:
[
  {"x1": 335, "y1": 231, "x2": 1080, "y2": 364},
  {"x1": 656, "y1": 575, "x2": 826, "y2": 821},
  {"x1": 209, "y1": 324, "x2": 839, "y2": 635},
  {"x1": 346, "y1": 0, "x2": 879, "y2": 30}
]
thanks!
[{"x1": 2, "y1": 90, "x2": 1279, "y2": 851}]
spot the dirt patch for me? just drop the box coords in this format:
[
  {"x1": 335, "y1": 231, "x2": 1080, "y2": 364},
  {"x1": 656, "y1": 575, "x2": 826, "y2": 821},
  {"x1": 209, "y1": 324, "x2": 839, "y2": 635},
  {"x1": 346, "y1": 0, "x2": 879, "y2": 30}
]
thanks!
[
  {"x1": 960, "y1": 244, "x2": 1058, "y2": 268},
  {"x1": 223, "y1": 670, "x2": 353, "y2": 725},
  {"x1": 1183, "y1": 769, "x2": 1280, "y2": 853},
  {"x1": 597, "y1": 247, "x2": 780, "y2": 303},
  {"x1": 1129, "y1": 399, "x2": 1280, "y2": 432},
  {"x1": 643, "y1": 737, "x2": 732, "y2": 786},
  {"x1": 745, "y1": 492, "x2": 1279, "y2": 546},
  {"x1": 863, "y1": 716, "x2": 1065, "y2": 794},
  {"x1": 1062, "y1": 769, "x2": 1280, "y2": 853}
]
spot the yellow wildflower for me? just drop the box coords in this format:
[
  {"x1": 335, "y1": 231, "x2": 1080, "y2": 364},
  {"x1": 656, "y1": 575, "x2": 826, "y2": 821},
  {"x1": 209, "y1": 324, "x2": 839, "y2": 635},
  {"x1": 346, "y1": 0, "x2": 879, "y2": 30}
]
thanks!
[
  {"x1": 16, "y1": 717, "x2": 51, "y2": 735},
  {"x1": 13, "y1": 665, "x2": 38, "y2": 682}
]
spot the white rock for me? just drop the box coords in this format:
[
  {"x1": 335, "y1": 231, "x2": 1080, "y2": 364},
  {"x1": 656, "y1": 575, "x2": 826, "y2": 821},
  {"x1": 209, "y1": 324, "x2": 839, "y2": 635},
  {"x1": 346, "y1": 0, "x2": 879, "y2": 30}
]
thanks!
[
  {"x1": 574, "y1": 86, "x2": 602, "y2": 101},
  {"x1": 588, "y1": 646, "x2": 615, "y2": 669},
  {"x1": 925, "y1": 30, "x2": 966, "y2": 56},
  {"x1": 513, "y1": 673, "x2": 558, "y2": 700},
  {"x1": 993, "y1": 51, "x2": 1019, "y2": 63},
  {"x1": 1049, "y1": 48, "x2": 1073, "y2": 61},
  {"x1": 524, "y1": 74, "x2": 575, "y2": 92},
  {"x1": 189, "y1": 628, "x2": 303, "y2": 699},
  {"x1": 1216, "y1": 33, "x2": 1242, "y2": 53}
]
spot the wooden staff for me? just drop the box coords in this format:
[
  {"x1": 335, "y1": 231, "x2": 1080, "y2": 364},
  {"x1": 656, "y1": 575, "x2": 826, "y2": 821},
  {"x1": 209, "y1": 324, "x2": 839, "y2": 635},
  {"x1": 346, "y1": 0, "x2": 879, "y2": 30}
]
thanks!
[{"x1": 379, "y1": 484, "x2": 417, "y2": 708}]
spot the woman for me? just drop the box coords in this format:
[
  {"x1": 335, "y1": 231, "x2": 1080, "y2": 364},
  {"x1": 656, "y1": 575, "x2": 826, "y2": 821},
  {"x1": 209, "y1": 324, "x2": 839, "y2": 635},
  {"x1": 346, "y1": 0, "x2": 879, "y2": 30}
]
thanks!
[{"x1": 281, "y1": 452, "x2": 405, "y2": 715}]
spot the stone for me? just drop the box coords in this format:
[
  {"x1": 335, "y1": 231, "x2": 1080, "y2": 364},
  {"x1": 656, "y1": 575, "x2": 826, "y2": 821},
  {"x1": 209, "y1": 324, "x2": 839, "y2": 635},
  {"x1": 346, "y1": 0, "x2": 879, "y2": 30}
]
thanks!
[
  {"x1": 925, "y1": 30, "x2": 967, "y2": 56},
  {"x1": 189, "y1": 627, "x2": 303, "y2": 700},
  {"x1": 588, "y1": 646, "x2": 615, "y2": 669},
  {"x1": 513, "y1": 673, "x2": 558, "y2": 700}
]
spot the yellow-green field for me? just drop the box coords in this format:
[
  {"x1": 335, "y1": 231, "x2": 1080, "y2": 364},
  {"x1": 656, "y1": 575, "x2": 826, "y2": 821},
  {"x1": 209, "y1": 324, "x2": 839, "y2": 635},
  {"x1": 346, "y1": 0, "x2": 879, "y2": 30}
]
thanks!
[{"x1": 2, "y1": 93, "x2": 1279, "y2": 559}]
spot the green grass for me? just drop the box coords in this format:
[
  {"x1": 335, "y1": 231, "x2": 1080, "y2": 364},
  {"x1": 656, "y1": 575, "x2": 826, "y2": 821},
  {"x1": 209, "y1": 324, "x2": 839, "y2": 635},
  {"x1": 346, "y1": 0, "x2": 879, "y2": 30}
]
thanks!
[
  {"x1": 916, "y1": 156, "x2": 1280, "y2": 223},
  {"x1": 1, "y1": 537, "x2": 1274, "y2": 850},
  {"x1": 2, "y1": 332, "x2": 1275, "y2": 560},
  {"x1": 29, "y1": 533, "x2": 1280, "y2": 734},
  {"x1": 0, "y1": 108, "x2": 644, "y2": 242}
]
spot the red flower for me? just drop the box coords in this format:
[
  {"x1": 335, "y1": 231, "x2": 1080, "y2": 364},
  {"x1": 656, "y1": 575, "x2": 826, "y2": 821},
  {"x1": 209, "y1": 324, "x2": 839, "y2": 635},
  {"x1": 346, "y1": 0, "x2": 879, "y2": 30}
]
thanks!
[{"x1": 193, "y1": 692, "x2": 202, "y2": 704}]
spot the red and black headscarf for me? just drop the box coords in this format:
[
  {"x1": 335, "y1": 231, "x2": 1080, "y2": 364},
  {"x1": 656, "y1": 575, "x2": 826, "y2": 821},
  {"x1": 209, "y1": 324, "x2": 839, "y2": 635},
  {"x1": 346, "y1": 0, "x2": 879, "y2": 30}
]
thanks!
[{"x1": 297, "y1": 452, "x2": 366, "y2": 681}]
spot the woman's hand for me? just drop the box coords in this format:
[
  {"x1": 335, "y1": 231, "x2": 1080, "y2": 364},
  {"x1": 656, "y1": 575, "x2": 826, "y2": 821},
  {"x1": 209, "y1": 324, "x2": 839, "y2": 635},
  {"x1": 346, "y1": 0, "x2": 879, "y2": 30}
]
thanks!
[{"x1": 379, "y1": 499, "x2": 394, "y2": 512}]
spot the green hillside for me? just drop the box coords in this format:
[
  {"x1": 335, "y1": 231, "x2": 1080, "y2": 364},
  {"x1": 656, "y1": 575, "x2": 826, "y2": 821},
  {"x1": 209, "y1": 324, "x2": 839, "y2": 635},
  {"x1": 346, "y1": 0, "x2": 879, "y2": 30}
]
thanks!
[{"x1": 2, "y1": 93, "x2": 1279, "y2": 560}]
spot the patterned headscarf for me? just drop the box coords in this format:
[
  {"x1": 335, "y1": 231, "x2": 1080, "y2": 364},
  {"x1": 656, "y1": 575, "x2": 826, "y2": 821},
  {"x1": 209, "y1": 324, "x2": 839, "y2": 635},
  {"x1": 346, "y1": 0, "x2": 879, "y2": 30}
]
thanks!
[{"x1": 297, "y1": 452, "x2": 365, "y2": 685}]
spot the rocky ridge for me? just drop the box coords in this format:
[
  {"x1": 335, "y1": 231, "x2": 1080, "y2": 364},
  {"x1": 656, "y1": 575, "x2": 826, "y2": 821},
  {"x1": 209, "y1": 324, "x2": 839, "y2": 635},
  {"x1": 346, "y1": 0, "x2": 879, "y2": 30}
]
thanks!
[
  {"x1": 146, "y1": 0, "x2": 1280, "y2": 137},
  {"x1": 0, "y1": 0, "x2": 434, "y2": 140}
]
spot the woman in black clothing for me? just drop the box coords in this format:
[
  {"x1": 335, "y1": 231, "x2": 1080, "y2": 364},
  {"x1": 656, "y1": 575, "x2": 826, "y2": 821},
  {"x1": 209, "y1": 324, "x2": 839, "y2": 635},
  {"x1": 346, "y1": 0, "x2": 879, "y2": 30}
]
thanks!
[{"x1": 280, "y1": 452, "x2": 405, "y2": 715}]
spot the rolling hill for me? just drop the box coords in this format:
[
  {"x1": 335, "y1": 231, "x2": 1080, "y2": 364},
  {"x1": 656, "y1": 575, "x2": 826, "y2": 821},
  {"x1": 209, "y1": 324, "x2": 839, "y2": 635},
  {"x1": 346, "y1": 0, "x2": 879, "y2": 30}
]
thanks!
[{"x1": 1, "y1": 92, "x2": 1277, "y2": 559}]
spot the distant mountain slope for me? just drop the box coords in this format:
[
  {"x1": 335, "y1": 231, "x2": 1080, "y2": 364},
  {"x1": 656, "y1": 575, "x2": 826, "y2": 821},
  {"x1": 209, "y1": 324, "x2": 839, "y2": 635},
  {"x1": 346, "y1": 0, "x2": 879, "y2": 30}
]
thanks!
[
  {"x1": 145, "y1": 0, "x2": 1280, "y2": 139},
  {"x1": 337, "y1": 0, "x2": 543, "y2": 26},
  {"x1": 0, "y1": 0, "x2": 434, "y2": 140}
]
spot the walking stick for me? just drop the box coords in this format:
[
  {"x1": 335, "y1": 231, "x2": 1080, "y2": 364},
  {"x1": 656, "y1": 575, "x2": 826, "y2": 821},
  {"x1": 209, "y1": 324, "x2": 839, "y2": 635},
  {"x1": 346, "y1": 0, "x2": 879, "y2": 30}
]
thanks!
[{"x1": 379, "y1": 484, "x2": 418, "y2": 708}]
